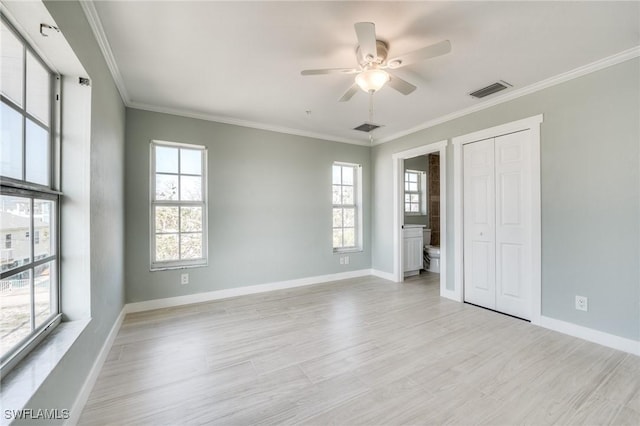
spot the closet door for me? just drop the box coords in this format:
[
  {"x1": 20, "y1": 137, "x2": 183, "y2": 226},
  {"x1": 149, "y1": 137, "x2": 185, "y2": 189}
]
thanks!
[
  {"x1": 463, "y1": 138, "x2": 496, "y2": 309},
  {"x1": 494, "y1": 131, "x2": 532, "y2": 319}
]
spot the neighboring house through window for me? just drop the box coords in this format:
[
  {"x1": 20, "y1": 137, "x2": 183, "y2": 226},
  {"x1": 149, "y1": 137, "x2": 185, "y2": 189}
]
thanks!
[{"x1": 1, "y1": 17, "x2": 60, "y2": 375}]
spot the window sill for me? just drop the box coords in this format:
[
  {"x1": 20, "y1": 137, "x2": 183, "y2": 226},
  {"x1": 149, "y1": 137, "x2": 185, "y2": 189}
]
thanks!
[
  {"x1": 333, "y1": 248, "x2": 363, "y2": 254},
  {"x1": 0, "y1": 319, "x2": 90, "y2": 424}
]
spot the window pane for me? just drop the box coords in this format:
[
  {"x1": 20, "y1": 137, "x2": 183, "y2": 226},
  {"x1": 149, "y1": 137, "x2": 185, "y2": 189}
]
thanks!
[
  {"x1": 342, "y1": 186, "x2": 354, "y2": 205},
  {"x1": 410, "y1": 194, "x2": 419, "y2": 203},
  {"x1": 180, "y1": 206, "x2": 202, "y2": 232},
  {"x1": 180, "y1": 149, "x2": 201, "y2": 175},
  {"x1": 405, "y1": 194, "x2": 410, "y2": 202},
  {"x1": 1, "y1": 102, "x2": 23, "y2": 180},
  {"x1": 26, "y1": 51, "x2": 50, "y2": 126},
  {"x1": 156, "y1": 234, "x2": 179, "y2": 261},
  {"x1": 180, "y1": 176, "x2": 202, "y2": 201},
  {"x1": 332, "y1": 165, "x2": 341, "y2": 185},
  {"x1": 343, "y1": 228, "x2": 355, "y2": 247},
  {"x1": 34, "y1": 261, "x2": 54, "y2": 328},
  {"x1": 155, "y1": 146, "x2": 178, "y2": 174},
  {"x1": 343, "y1": 208, "x2": 355, "y2": 227},
  {"x1": 0, "y1": 22, "x2": 24, "y2": 107},
  {"x1": 411, "y1": 204, "x2": 419, "y2": 213},
  {"x1": 180, "y1": 233, "x2": 202, "y2": 259},
  {"x1": 332, "y1": 229, "x2": 343, "y2": 248},
  {"x1": 34, "y1": 199, "x2": 53, "y2": 260},
  {"x1": 155, "y1": 206, "x2": 178, "y2": 233},
  {"x1": 0, "y1": 269, "x2": 32, "y2": 356},
  {"x1": 341, "y1": 166, "x2": 353, "y2": 185},
  {"x1": 332, "y1": 208, "x2": 342, "y2": 227},
  {"x1": 332, "y1": 185, "x2": 341, "y2": 205},
  {"x1": 404, "y1": 182, "x2": 409, "y2": 191},
  {"x1": 409, "y1": 182, "x2": 418, "y2": 192},
  {"x1": 1, "y1": 195, "x2": 31, "y2": 272},
  {"x1": 405, "y1": 203, "x2": 411, "y2": 212},
  {"x1": 156, "y1": 174, "x2": 178, "y2": 200},
  {"x1": 409, "y1": 173, "x2": 417, "y2": 183},
  {"x1": 26, "y1": 120, "x2": 49, "y2": 186}
]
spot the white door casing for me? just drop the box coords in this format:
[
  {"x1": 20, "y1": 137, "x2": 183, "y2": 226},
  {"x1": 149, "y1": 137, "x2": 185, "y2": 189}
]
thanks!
[{"x1": 454, "y1": 114, "x2": 542, "y2": 324}]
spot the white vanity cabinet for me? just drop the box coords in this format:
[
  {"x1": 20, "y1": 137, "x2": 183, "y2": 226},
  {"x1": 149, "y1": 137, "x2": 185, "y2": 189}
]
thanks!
[{"x1": 403, "y1": 226, "x2": 424, "y2": 276}]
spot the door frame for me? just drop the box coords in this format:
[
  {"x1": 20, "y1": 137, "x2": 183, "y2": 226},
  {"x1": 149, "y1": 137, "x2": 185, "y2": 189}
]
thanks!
[
  {"x1": 452, "y1": 115, "x2": 543, "y2": 325},
  {"x1": 392, "y1": 140, "x2": 447, "y2": 298}
]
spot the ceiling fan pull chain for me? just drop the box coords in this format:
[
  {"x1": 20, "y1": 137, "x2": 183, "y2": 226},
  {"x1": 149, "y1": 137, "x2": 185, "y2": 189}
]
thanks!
[{"x1": 369, "y1": 91, "x2": 374, "y2": 123}]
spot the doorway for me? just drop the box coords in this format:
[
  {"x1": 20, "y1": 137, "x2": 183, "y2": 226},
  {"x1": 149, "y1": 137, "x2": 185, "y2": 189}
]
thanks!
[
  {"x1": 392, "y1": 140, "x2": 447, "y2": 298},
  {"x1": 452, "y1": 115, "x2": 543, "y2": 324}
]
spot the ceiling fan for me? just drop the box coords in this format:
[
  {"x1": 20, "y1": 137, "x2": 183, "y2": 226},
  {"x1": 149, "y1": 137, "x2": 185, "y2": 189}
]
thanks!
[{"x1": 301, "y1": 22, "x2": 451, "y2": 102}]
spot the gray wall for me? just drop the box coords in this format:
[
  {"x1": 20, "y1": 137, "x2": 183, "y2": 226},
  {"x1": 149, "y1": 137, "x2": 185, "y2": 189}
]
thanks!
[
  {"x1": 403, "y1": 155, "x2": 429, "y2": 226},
  {"x1": 24, "y1": 0, "x2": 126, "y2": 418},
  {"x1": 372, "y1": 58, "x2": 640, "y2": 341},
  {"x1": 125, "y1": 109, "x2": 371, "y2": 303}
]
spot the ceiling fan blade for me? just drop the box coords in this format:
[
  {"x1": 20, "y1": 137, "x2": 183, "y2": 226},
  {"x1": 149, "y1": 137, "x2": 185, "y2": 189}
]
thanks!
[
  {"x1": 387, "y1": 40, "x2": 451, "y2": 68},
  {"x1": 354, "y1": 22, "x2": 378, "y2": 61},
  {"x1": 338, "y1": 83, "x2": 359, "y2": 102},
  {"x1": 301, "y1": 68, "x2": 358, "y2": 76},
  {"x1": 387, "y1": 73, "x2": 417, "y2": 95}
]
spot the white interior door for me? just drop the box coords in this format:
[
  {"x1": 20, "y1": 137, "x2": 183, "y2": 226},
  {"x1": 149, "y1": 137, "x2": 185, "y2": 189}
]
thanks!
[
  {"x1": 463, "y1": 131, "x2": 532, "y2": 320},
  {"x1": 494, "y1": 131, "x2": 532, "y2": 319},
  {"x1": 463, "y1": 138, "x2": 496, "y2": 309}
]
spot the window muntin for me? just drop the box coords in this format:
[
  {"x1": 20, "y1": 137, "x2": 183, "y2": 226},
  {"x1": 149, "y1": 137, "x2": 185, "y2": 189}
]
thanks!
[
  {"x1": 332, "y1": 162, "x2": 361, "y2": 251},
  {"x1": 0, "y1": 17, "x2": 60, "y2": 373},
  {"x1": 404, "y1": 170, "x2": 427, "y2": 215},
  {"x1": 150, "y1": 141, "x2": 208, "y2": 270}
]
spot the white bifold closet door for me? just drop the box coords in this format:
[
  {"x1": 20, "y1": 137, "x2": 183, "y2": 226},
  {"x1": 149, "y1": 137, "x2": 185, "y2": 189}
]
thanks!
[{"x1": 463, "y1": 130, "x2": 532, "y2": 320}]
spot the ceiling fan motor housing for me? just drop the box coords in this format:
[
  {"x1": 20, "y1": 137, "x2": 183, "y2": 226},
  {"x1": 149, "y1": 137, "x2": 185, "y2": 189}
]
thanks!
[{"x1": 357, "y1": 40, "x2": 389, "y2": 67}]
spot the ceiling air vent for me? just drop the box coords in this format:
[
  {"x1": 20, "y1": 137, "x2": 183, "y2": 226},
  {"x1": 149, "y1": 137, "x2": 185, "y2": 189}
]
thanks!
[
  {"x1": 469, "y1": 81, "x2": 512, "y2": 99},
  {"x1": 353, "y1": 122, "x2": 383, "y2": 133}
]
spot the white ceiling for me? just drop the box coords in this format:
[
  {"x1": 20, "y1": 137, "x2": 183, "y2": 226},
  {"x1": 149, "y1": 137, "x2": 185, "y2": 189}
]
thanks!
[{"x1": 87, "y1": 1, "x2": 639, "y2": 145}]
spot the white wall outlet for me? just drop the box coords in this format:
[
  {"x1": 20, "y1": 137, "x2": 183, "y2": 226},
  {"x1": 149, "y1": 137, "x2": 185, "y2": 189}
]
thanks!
[
  {"x1": 344, "y1": 255, "x2": 349, "y2": 265},
  {"x1": 181, "y1": 273, "x2": 189, "y2": 285},
  {"x1": 575, "y1": 295, "x2": 588, "y2": 311},
  {"x1": 339, "y1": 257, "x2": 345, "y2": 265}
]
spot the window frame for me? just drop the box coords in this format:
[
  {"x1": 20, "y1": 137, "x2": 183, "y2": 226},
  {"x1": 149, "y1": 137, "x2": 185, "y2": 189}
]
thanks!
[
  {"x1": 404, "y1": 169, "x2": 427, "y2": 216},
  {"x1": 332, "y1": 161, "x2": 363, "y2": 253},
  {"x1": 149, "y1": 140, "x2": 208, "y2": 271},
  {"x1": 0, "y1": 16, "x2": 61, "y2": 377}
]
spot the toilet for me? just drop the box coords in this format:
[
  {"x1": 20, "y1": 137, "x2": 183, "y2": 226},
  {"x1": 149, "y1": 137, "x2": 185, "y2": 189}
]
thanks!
[{"x1": 422, "y1": 228, "x2": 441, "y2": 273}]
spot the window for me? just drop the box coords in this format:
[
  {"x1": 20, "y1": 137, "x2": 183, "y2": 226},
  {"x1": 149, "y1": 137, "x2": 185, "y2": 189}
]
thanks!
[
  {"x1": 332, "y1": 162, "x2": 362, "y2": 252},
  {"x1": 404, "y1": 170, "x2": 427, "y2": 215},
  {"x1": 150, "y1": 141, "x2": 208, "y2": 270},
  {"x1": 1, "y1": 17, "x2": 60, "y2": 373}
]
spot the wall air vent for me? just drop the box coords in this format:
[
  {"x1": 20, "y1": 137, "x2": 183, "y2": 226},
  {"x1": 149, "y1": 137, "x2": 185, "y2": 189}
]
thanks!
[
  {"x1": 469, "y1": 81, "x2": 512, "y2": 99},
  {"x1": 353, "y1": 122, "x2": 383, "y2": 133}
]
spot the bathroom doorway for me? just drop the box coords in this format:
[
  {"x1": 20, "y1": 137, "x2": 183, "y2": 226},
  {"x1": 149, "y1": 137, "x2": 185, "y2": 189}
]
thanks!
[{"x1": 392, "y1": 141, "x2": 448, "y2": 298}]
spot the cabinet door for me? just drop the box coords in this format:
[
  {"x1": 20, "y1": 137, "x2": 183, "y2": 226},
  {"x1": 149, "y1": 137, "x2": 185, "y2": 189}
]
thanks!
[
  {"x1": 404, "y1": 236, "x2": 423, "y2": 272},
  {"x1": 463, "y1": 138, "x2": 496, "y2": 309}
]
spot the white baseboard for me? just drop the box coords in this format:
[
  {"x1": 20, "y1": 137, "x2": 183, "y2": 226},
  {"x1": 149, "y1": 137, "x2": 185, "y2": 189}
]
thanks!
[
  {"x1": 440, "y1": 288, "x2": 461, "y2": 302},
  {"x1": 66, "y1": 308, "x2": 126, "y2": 426},
  {"x1": 125, "y1": 269, "x2": 372, "y2": 314},
  {"x1": 370, "y1": 269, "x2": 396, "y2": 282},
  {"x1": 539, "y1": 315, "x2": 640, "y2": 356}
]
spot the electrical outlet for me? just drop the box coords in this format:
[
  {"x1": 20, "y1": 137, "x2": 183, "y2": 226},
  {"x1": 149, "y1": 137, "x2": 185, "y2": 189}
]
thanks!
[
  {"x1": 339, "y1": 257, "x2": 345, "y2": 265},
  {"x1": 181, "y1": 273, "x2": 189, "y2": 285},
  {"x1": 575, "y1": 295, "x2": 588, "y2": 312},
  {"x1": 344, "y1": 255, "x2": 349, "y2": 265}
]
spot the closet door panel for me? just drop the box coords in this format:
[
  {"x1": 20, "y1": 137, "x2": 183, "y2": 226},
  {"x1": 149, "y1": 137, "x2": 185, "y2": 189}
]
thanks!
[
  {"x1": 495, "y1": 131, "x2": 532, "y2": 319},
  {"x1": 463, "y1": 138, "x2": 496, "y2": 309}
]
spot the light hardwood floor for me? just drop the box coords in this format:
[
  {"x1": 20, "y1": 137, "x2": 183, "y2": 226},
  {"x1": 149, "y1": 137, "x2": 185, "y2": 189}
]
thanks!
[{"x1": 79, "y1": 274, "x2": 639, "y2": 425}]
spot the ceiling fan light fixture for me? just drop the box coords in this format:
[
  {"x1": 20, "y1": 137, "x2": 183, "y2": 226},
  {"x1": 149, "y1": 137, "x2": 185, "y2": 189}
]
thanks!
[{"x1": 355, "y1": 69, "x2": 390, "y2": 93}]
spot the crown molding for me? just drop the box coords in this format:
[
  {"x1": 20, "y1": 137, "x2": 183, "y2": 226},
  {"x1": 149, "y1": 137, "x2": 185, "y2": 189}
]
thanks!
[
  {"x1": 79, "y1": 0, "x2": 130, "y2": 104},
  {"x1": 79, "y1": 0, "x2": 638, "y2": 148},
  {"x1": 375, "y1": 45, "x2": 640, "y2": 145},
  {"x1": 128, "y1": 101, "x2": 369, "y2": 146}
]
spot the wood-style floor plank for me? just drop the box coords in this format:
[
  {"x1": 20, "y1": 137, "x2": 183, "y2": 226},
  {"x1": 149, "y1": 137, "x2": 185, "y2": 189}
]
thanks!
[{"x1": 79, "y1": 273, "x2": 640, "y2": 425}]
